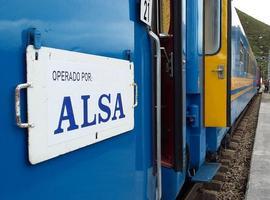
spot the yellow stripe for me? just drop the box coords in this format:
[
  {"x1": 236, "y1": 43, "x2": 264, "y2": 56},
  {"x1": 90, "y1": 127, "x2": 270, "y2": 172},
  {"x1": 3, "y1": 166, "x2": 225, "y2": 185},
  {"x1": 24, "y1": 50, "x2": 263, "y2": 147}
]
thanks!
[
  {"x1": 231, "y1": 86, "x2": 254, "y2": 101},
  {"x1": 231, "y1": 77, "x2": 254, "y2": 90}
]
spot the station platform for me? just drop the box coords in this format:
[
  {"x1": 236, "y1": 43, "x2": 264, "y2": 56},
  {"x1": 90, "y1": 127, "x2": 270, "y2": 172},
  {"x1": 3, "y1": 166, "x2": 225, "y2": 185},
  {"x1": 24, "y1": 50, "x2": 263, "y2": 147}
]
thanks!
[{"x1": 246, "y1": 93, "x2": 270, "y2": 200}]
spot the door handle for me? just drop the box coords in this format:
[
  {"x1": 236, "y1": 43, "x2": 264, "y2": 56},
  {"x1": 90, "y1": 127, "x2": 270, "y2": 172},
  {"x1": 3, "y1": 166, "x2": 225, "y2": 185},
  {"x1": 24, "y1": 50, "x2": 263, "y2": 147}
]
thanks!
[{"x1": 212, "y1": 65, "x2": 225, "y2": 79}]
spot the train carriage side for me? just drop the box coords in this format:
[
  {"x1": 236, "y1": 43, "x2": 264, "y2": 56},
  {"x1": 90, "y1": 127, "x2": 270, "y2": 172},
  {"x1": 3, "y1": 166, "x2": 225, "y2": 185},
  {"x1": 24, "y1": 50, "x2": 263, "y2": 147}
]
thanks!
[
  {"x1": 205, "y1": 2, "x2": 258, "y2": 153},
  {"x1": 230, "y1": 5, "x2": 258, "y2": 125},
  {"x1": 204, "y1": 0, "x2": 231, "y2": 152},
  {"x1": 0, "y1": 1, "x2": 157, "y2": 199}
]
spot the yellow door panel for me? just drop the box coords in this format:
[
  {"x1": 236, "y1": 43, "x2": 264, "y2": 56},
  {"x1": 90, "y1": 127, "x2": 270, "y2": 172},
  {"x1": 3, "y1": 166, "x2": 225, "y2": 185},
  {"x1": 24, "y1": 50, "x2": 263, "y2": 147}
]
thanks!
[{"x1": 204, "y1": 0, "x2": 229, "y2": 127}]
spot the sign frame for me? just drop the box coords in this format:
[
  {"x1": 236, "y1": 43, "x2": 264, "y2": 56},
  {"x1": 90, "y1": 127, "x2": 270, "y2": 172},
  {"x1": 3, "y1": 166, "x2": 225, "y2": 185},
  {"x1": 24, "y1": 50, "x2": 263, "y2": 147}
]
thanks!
[{"x1": 22, "y1": 45, "x2": 135, "y2": 164}]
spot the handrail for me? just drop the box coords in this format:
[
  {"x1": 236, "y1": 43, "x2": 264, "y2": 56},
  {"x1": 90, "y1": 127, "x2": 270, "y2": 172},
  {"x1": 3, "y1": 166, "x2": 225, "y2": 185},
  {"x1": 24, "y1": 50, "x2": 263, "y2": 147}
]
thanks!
[{"x1": 148, "y1": 29, "x2": 162, "y2": 200}]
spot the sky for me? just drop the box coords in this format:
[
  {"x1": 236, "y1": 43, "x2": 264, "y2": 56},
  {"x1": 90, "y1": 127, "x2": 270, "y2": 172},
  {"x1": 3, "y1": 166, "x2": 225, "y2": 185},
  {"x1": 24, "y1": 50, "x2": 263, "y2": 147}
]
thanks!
[{"x1": 234, "y1": 0, "x2": 270, "y2": 25}]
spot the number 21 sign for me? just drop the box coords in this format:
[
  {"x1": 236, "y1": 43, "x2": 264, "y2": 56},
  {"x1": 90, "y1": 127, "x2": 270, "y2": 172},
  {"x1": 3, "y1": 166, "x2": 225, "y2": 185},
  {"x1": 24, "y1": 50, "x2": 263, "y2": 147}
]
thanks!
[{"x1": 140, "y1": 0, "x2": 153, "y2": 26}]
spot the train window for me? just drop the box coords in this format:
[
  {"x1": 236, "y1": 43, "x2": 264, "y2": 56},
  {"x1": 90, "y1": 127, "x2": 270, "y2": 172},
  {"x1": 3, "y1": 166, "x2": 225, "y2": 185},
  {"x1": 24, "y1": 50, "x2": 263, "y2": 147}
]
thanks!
[
  {"x1": 204, "y1": 0, "x2": 221, "y2": 54},
  {"x1": 248, "y1": 55, "x2": 253, "y2": 76},
  {"x1": 246, "y1": 52, "x2": 250, "y2": 76},
  {"x1": 240, "y1": 42, "x2": 244, "y2": 64},
  {"x1": 159, "y1": 0, "x2": 171, "y2": 35}
]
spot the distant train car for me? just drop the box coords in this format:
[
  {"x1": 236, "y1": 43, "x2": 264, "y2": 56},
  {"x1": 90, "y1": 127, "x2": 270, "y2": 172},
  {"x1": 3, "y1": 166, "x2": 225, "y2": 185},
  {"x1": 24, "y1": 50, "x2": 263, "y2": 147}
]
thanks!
[
  {"x1": 230, "y1": 5, "x2": 258, "y2": 125},
  {"x1": 0, "y1": 0, "x2": 258, "y2": 200}
]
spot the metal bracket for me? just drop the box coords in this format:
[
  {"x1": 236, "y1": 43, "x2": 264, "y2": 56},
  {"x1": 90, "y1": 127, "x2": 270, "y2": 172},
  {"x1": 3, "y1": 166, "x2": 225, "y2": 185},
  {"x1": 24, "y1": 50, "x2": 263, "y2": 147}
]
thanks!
[
  {"x1": 124, "y1": 50, "x2": 133, "y2": 62},
  {"x1": 169, "y1": 52, "x2": 173, "y2": 77},
  {"x1": 28, "y1": 28, "x2": 41, "y2": 49},
  {"x1": 187, "y1": 105, "x2": 199, "y2": 128},
  {"x1": 182, "y1": 59, "x2": 186, "y2": 64},
  {"x1": 132, "y1": 82, "x2": 138, "y2": 108},
  {"x1": 15, "y1": 83, "x2": 34, "y2": 128},
  {"x1": 159, "y1": 33, "x2": 173, "y2": 38},
  {"x1": 160, "y1": 47, "x2": 173, "y2": 77}
]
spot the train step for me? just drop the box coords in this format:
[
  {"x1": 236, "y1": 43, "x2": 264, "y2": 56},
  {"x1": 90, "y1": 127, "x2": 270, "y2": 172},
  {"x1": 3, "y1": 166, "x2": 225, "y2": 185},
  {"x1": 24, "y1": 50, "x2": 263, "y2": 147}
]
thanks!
[{"x1": 191, "y1": 162, "x2": 221, "y2": 182}]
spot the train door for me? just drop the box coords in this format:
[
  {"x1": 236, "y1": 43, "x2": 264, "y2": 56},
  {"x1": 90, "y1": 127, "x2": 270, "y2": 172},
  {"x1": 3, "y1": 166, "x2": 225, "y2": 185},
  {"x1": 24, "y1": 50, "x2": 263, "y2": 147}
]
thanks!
[
  {"x1": 204, "y1": 0, "x2": 231, "y2": 127},
  {"x1": 157, "y1": 0, "x2": 184, "y2": 171}
]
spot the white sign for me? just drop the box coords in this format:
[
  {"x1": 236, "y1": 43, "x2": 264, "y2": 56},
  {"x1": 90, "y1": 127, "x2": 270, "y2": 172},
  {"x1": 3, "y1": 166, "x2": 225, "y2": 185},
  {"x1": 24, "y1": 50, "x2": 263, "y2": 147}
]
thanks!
[
  {"x1": 26, "y1": 45, "x2": 135, "y2": 164},
  {"x1": 140, "y1": 0, "x2": 153, "y2": 26}
]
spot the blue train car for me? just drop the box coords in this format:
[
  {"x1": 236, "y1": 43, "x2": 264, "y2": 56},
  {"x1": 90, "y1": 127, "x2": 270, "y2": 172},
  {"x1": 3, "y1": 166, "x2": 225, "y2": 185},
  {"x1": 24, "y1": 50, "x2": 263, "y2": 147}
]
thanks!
[{"x1": 0, "y1": 1, "x2": 157, "y2": 199}]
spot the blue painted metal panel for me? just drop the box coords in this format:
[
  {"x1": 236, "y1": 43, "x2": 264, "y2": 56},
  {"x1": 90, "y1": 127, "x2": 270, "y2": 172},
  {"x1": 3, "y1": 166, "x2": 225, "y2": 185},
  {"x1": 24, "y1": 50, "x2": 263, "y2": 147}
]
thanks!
[
  {"x1": 231, "y1": 88, "x2": 257, "y2": 124},
  {"x1": 186, "y1": 0, "x2": 203, "y2": 94},
  {"x1": 186, "y1": 0, "x2": 206, "y2": 169},
  {"x1": 162, "y1": 168, "x2": 185, "y2": 200},
  {"x1": 0, "y1": 1, "x2": 156, "y2": 199},
  {"x1": 206, "y1": 127, "x2": 228, "y2": 152},
  {"x1": 191, "y1": 162, "x2": 221, "y2": 182}
]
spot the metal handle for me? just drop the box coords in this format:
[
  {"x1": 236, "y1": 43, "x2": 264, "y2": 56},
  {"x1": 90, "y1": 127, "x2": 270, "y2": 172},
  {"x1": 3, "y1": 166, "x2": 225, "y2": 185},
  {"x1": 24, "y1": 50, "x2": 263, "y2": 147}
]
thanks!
[
  {"x1": 212, "y1": 68, "x2": 223, "y2": 72},
  {"x1": 149, "y1": 29, "x2": 162, "y2": 200},
  {"x1": 132, "y1": 82, "x2": 138, "y2": 108},
  {"x1": 212, "y1": 65, "x2": 225, "y2": 79},
  {"x1": 15, "y1": 83, "x2": 33, "y2": 128}
]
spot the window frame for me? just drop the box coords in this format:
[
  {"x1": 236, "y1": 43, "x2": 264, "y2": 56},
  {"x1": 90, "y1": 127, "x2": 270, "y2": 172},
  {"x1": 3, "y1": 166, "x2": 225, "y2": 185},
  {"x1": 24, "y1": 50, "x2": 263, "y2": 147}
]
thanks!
[{"x1": 204, "y1": 0, "x2": 222, "y2": 55}]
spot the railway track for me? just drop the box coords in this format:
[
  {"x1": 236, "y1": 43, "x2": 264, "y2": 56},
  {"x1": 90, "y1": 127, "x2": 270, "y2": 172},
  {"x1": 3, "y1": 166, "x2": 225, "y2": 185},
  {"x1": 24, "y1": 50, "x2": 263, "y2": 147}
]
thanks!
[{"x1": 182, "y1": 94, "x2": 262, "y2": 200}]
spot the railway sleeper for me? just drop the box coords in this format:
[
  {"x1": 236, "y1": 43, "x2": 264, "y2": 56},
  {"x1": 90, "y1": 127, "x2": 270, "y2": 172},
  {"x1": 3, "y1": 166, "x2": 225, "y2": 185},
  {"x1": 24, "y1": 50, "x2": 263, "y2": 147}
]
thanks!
[
  {"x1": 218, "y1": 165, "x2": 228, "y2": 173},
  {"x1": 201, "y1": 189, "x2": 218, "y2": 200},
  {"x1": 228, "y1": 141, "x2": 239, "y2": 150},
  {"x1": 183, "y1": 183, "x2": 203, "y2": 200},
  {"x1": 221, "y1": 149, "x2": 236, "y2": 160},
  {"x1": 231, "y1": 136, "x2": 242, "y2": 143},
  {"x1": 233, "y1": 130, "x2": 244, "y2": 136},
  {"x1": 213, "y1": 172, "x2": 226, "y2": 182},
  {"x1": 220, "y1": 159, "x2": 231, "y2": 166},
  {"x1": 203, "y1": 180, "x2": 223, "y2": 191}
]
